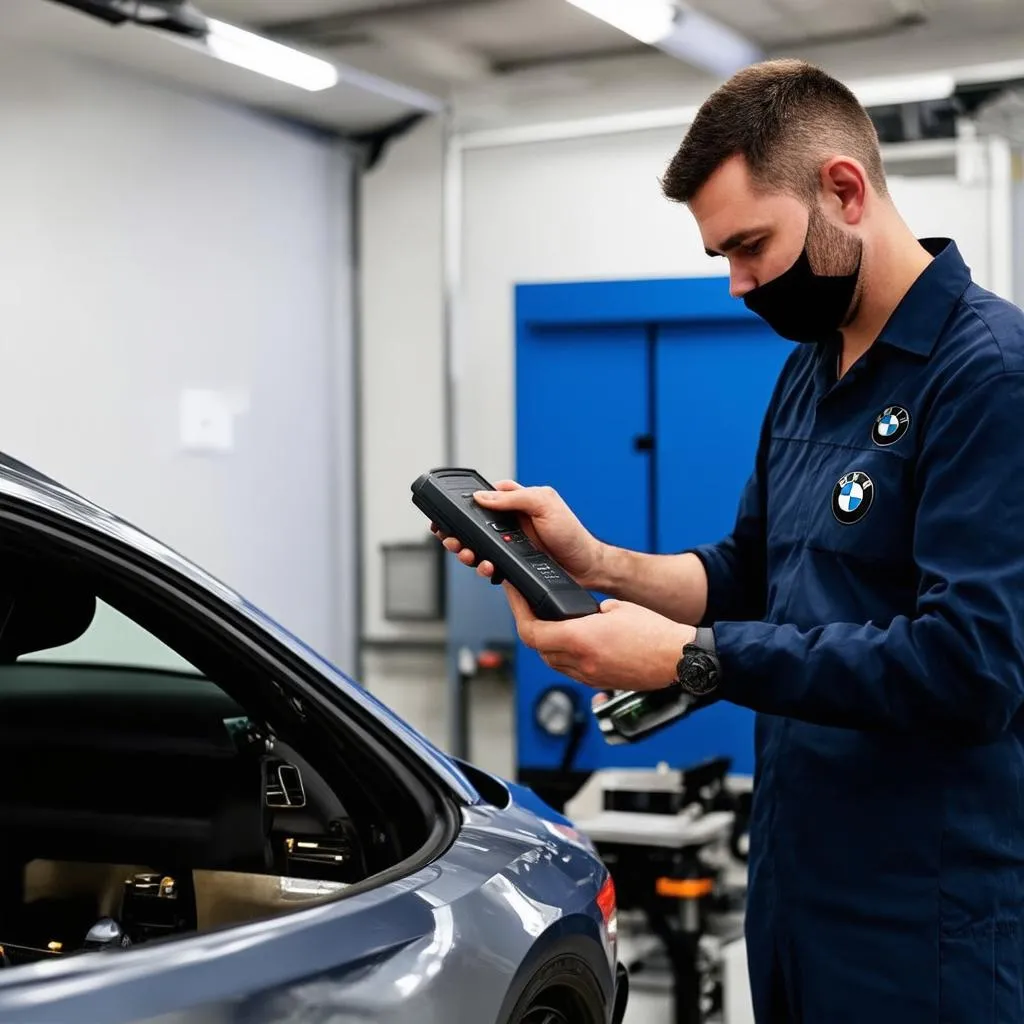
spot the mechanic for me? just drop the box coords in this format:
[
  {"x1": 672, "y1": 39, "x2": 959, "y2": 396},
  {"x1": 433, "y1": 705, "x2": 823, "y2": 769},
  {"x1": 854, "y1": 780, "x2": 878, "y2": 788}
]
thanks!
[{"x1": 435, "y1": 59, "x2": 1024, "y2": 1022}]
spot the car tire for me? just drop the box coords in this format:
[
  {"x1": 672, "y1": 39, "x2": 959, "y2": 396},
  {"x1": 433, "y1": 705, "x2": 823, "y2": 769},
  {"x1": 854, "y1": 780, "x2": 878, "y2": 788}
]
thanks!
[{"x1": 504, "y1": 953, "x2": 606, "y2": 1024}]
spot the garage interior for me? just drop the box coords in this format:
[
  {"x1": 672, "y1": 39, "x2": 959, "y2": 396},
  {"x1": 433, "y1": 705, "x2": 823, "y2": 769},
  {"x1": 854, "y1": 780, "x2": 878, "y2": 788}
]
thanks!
[{"x1": 2, "y1": 0, "x2": 1024, "y2": 1021}]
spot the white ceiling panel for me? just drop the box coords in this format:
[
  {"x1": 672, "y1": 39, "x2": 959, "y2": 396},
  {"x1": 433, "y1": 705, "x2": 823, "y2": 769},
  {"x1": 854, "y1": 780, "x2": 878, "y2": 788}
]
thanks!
[
  {"x1": 6, "y1": 0, "x2": 1024, "y2": 134},
  {"x1": 398, "y1": 0, "x2": 632, "y2": 58},
  {"x1": 199, "y1": 0, "x2": 428, "y2": 23}
]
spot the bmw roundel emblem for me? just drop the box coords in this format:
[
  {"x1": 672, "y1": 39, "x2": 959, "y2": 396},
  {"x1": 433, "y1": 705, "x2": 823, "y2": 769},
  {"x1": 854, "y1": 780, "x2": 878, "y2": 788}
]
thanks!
[
  {"x1": 872, "y1": 405, "x2": 910, "y2": 446},
  {"x1": 832, "y1": 471, "x2": 874, "y2": 525}
]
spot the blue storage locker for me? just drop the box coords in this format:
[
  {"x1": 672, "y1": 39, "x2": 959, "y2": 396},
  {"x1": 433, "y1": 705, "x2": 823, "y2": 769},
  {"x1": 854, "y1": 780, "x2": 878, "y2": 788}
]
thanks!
[{"x1": 514, "y1": 277, "x2": 791, "y2": 798}]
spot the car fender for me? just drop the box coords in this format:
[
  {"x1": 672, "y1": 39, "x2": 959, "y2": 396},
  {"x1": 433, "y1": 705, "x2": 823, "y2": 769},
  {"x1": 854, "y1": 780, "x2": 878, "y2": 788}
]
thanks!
[{"x1": 492, "y1": 917, "x2": 614, "y2": 1024}]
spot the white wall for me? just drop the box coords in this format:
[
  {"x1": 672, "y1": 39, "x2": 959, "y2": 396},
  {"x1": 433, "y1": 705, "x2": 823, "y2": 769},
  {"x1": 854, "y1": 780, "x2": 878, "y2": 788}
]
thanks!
[
  {"x1": 359, "y1": 119, "x2": 447, "y2": 644},
  {"x1": 360, "y1": 114, "x2": 1001, "y2": 643},
  {"x1": 0, "y1": 47, "x2": 358, "y2": 672}
]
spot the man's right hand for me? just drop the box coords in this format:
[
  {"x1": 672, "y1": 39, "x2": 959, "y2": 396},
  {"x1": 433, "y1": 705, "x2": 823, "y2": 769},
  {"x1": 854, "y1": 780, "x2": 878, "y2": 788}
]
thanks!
[{"x1": 431, "y1": 480, "x2": 605, "y2": 590}]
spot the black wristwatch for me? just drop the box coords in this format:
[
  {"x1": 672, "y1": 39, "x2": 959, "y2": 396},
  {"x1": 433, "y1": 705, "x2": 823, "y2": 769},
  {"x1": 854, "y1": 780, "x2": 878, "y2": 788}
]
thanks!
[{"x1": 674, "y1": 626, "x2": 721, "y2": 697}]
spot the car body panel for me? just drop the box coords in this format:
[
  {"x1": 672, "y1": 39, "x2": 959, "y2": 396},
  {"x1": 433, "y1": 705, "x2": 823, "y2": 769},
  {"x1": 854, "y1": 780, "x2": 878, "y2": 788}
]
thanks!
[
  {"x1": 0, "y1": 455, "x2": 621, "y2": 1023},
  {"x1": 0, "y1": 803, "x2": 613, "y2": 1023}
]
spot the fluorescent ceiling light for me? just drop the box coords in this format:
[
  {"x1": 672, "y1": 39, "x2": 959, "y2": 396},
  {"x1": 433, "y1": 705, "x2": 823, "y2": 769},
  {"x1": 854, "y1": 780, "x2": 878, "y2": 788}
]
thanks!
[
  {"x1": 564, "y1": 0, "x2": 675, "y2": 44},
  {"x1": 660, "y1": 7, "x2": 764, "y2": 78},
  {"x1": 566, "y1": 0, "x2": 763, "y2": 78},
  {"x1": 847, "y1": 72, "x2": 956, "y2": 107},
  {"x1": 204, "y1": 18, "x2": 339, "y2": 92},
  {"x1": 164, "y1": 15, "x2": 442, "y2": 109}
]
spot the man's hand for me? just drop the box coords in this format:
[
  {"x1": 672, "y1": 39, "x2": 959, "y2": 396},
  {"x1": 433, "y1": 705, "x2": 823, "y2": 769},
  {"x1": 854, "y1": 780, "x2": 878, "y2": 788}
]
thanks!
[
  {"x1": 503, "y1": 583, "x2": 696, "y2": 692},
  {"x1": 432, "y1": 480, "x2": 606, "y2": 590}
]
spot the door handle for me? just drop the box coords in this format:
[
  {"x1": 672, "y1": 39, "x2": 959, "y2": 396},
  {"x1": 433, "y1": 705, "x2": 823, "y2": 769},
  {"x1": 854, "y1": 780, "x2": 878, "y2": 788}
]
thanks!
[{"x1": 633, "y1": 434, "x2": 655, "y2": 452}]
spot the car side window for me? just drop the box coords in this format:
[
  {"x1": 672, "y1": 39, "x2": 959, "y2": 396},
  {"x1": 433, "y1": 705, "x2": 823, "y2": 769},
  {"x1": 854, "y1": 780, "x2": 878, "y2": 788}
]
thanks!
[{"x1": 19, "y1": 598, "x2": 198, "y2": 674}]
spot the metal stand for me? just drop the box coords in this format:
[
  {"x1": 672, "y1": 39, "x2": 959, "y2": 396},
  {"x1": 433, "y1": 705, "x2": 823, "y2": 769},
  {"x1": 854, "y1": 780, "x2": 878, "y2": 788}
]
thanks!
[
  {"x1": 453, "y1": 646, "x2": 475, "y2": 760},
  {"x1": 645, "y1": 896, "x2": 706, "y2": 1024},
  {"x1": 573, "y1": 763, "x2": 746, "y2": 1024},
  {"x1": 450, "y1": 642, "x2": 514, "y2": 761}
]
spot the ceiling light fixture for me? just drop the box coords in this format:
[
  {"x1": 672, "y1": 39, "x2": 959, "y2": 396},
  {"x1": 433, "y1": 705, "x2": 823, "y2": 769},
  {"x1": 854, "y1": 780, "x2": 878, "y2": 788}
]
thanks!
[
  {"x1": 203, "y1": 18, "x2": 340, "y2": 92},
  {"x1": 847, "y1": 72, "x2": 956, "y2": 108},
  {"x1": 198, "y1": 19, "x2": 445, "y2": 108},
  {"x1": 565, "y1": 0, "x2": 763, "y2": 78},
  {"x1": 564, "y1": 0, "x2": 676, "y2": 44},
  {"x1": 47, "y1": 0, "x2": 449, "y2": 108}
]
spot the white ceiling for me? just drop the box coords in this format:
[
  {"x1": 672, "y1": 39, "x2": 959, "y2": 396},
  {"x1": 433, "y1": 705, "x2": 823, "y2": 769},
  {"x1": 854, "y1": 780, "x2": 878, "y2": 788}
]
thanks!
[{"x1": 7, "y1": 0, "x2": 1024, "y2": 135}]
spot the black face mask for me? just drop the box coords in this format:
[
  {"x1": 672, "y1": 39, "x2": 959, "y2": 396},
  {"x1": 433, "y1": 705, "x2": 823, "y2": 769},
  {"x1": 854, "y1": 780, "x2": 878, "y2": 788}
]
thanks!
[{"x1": 742, "y1": 238, "x2": 862, "y2": 344}]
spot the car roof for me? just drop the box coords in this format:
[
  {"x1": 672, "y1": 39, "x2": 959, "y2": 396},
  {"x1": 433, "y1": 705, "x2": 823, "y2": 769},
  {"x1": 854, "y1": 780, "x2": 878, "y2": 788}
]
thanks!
[{"x1": 0, "y1": 452, "x2": 481, "y2": 804}]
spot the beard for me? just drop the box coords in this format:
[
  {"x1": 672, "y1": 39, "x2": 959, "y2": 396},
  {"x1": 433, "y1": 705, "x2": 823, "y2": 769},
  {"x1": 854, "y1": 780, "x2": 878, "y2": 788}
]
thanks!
[{"x1": 805, "y1": 204, "x2": 864, "y2": 327}]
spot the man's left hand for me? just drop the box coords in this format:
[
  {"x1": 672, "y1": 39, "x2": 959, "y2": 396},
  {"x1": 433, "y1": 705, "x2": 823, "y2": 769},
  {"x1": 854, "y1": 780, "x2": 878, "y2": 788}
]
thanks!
[{"x1": 503, "y1": 583, "x2": 696, "y2": 691}]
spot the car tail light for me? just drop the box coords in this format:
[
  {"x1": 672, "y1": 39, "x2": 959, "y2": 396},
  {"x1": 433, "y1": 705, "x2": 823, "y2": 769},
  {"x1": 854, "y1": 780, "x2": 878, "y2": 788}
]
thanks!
[{"x1": 596, "y1": 874, "x2": 618, "y2": 950}]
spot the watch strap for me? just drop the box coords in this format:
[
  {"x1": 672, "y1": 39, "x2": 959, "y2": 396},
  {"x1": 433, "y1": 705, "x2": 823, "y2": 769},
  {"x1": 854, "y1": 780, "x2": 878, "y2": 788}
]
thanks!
[{"x1": 694, "y1": 626, "x2": 716, "y2": 656}]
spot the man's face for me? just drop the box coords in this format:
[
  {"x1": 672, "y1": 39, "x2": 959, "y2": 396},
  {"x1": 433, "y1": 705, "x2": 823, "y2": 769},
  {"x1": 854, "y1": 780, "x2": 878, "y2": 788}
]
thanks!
[{"x1": 690, "y1": 153, "x2": 858, "y2": 298}]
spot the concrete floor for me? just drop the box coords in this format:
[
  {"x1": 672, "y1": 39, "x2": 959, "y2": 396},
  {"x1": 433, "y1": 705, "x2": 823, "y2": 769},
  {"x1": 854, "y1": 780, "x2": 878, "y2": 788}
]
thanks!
[
  {"x1": 623, "y1": 988, "x2": 674, "y2": 1024},
  {"x1": 362, "y1": 647, "x2": 686, "y2": 1024}
]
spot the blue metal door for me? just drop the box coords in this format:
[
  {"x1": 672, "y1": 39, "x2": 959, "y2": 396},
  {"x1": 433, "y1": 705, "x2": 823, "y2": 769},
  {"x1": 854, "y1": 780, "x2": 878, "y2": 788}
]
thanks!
[
  {"x1": 516, "y1": 323, "x2": 653, "y2": 556},
  {"x1": 654, "y1": 321, "x2": 788, "y2": 553},
  {"x1": 652, "y1": 321, "x2": 792, "y2": 774}
]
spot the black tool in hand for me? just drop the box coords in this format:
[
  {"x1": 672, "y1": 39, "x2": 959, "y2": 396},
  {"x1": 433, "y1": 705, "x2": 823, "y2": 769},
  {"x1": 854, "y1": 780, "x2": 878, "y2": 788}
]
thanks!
[
  {"x1": 412, "y1": 467, "x2": 600, "y2": 621},
  {"x1": 593, "y1": 685, "x2": 703, "y2": 745}
]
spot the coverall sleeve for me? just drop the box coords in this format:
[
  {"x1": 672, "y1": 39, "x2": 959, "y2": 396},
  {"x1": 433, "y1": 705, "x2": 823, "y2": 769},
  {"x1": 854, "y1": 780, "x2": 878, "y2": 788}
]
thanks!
[{"x1": 714, "y1": 368, "x2": 1024, "y2": 743}]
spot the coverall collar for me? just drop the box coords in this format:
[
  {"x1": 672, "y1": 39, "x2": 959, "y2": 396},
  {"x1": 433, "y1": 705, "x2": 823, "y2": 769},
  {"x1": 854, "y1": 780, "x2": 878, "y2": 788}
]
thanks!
[{"x1": 874, "y1": 237, "x2": 973, "y2": 358}]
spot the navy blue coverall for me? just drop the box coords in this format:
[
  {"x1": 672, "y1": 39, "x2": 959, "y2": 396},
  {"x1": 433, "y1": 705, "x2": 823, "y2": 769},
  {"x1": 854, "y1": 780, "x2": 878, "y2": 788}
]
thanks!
[{"x1": 693, "y1": 239, "x2": 1024, "y2": 1022}]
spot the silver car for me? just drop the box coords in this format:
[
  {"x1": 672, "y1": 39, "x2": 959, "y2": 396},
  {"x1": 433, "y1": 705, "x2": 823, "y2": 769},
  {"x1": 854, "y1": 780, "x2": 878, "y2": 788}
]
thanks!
[{"x1": 0, "y1": 453, "x2": 628, "y2": 1024}]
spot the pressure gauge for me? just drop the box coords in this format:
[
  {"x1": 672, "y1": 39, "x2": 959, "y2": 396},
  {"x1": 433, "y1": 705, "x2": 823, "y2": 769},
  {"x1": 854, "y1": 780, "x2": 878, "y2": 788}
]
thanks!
[{"x1": 534, "y1": 686, "x2": 578, "y2": 737}]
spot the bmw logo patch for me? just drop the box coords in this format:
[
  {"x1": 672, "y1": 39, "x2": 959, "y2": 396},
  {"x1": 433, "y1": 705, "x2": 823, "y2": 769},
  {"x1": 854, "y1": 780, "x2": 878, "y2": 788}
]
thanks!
[
  {"x1": 832, "y1": 471, "x2": 874, "y2": 525},
  {"x1": 872, "y1": 405, "x2": 910, "y2": 446}
]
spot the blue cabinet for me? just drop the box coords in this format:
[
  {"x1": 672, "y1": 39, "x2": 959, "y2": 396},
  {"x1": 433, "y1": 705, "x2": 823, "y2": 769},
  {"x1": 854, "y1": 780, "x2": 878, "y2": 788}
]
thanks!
[{"x1": 514, "y1": 278, "x2": 791, "y2": 782}]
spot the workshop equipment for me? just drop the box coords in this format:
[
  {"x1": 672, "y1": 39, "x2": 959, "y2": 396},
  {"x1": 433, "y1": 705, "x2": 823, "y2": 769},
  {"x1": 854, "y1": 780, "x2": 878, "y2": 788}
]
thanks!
[{"x1": 570, "y1": 757, "x2": 751, "y2": 1024}]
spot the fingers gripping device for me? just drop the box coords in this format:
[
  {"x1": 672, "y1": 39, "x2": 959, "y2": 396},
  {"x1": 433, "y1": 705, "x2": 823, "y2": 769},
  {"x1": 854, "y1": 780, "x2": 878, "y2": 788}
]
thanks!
[
  {"x1": 412, "y1": 468, "x2": 700, "y2": 745},
  {"x1": 411, "y1": 468, "x2": 600, "y2": 621}
]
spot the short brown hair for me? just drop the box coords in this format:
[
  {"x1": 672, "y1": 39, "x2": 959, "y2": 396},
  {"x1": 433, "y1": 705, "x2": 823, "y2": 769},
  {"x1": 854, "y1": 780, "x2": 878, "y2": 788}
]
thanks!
[{"x1": 661, "y1": 59, "x2": 887, "y2": 204}]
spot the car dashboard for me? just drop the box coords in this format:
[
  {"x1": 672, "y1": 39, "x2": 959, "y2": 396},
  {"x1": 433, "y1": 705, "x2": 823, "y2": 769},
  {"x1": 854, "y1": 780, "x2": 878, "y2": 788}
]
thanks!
[{"x1": 0, "y1": 662, "x2": 366, "y2": 965}]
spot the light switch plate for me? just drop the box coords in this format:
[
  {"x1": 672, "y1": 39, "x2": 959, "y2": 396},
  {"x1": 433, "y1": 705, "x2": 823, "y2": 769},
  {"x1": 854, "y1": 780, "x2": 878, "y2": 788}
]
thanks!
[{"x1": 179, "y1": 389, "x2": 235, "y2": 453}]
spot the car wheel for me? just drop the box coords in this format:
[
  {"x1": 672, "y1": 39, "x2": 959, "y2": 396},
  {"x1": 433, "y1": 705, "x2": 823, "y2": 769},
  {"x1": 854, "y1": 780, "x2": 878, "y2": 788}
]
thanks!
[
  {"x1": 521, "y1": 1007, "x2": 571, "y2": 1024},
  {"x1": 506, "y1": 954, "x2": 606, "y2": 1024}
]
